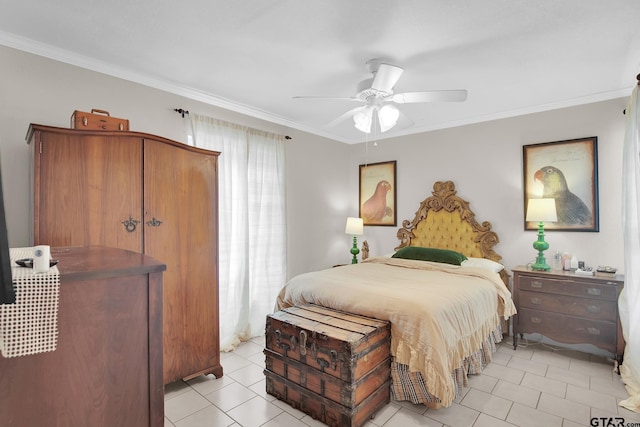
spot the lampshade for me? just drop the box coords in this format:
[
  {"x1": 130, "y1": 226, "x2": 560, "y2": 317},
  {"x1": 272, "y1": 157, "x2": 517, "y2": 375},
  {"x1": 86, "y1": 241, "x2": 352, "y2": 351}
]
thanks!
[
  {"x1": 353, "y1": 108, "x2": 373, "y2": 133},
  {"x1": 377, "y1": 104, "x2": 399, "y2": 132},
  {"x1": 345, "y1": 217, "x2": 364, "y2": 235},
  {"x1": 353, "y1": 104, "x2": 400, "y2": 134},
  {"x1": 526, "y1": 198, "x2": 558, "y2": 222}
]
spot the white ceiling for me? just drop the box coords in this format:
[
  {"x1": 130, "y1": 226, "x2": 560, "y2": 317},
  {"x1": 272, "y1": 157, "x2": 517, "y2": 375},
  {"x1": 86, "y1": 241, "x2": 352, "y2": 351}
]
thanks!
[{"x1": 1, "y1": 1, "x2": 639, "y2": 144}]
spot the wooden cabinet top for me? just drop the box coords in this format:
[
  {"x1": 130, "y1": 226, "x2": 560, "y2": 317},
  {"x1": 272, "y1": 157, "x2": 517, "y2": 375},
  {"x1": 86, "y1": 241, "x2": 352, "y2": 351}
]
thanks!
[
  {"x1": 511, "y1": 265, "x2": 624, "y2": 284},
  {"x1": 52, "y1": 246, "x2": 166, "y2": 282},
  {"x1": 26, "y1": 123, "x2": 220, "y2": 157}
]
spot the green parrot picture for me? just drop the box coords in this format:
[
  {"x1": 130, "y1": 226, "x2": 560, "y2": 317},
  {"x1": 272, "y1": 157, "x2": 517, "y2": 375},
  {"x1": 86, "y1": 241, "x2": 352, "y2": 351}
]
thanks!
[{"x1": 534, "y1": 166, "x2": 592, "y2": 226}]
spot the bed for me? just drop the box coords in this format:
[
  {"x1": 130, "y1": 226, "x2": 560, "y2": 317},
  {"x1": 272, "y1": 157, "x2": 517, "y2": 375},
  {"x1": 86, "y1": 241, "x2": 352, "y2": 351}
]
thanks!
[{"x1": 275, "y1": 180, "x2": 517, "y2": 408}]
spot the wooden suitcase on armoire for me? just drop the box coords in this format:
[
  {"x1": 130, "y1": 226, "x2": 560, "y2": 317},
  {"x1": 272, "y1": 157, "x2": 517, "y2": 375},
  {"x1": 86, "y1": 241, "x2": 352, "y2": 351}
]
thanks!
[
  {"x1": 71, "y1": 108, "x2": 130, "y2": 131},
  {"x1": 264, "y1": 304, "x2": 391, "y2": 427}
]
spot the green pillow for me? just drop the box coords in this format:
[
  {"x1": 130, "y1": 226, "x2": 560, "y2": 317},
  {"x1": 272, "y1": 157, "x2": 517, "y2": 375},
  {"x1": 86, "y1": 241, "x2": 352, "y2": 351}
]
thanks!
[{"x1": 392, "y1": 246, "x2": 468, "y2": 265}]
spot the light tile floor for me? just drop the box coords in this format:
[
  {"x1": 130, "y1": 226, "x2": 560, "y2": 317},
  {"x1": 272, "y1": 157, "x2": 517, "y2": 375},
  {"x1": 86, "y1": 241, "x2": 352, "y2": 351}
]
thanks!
[{"x1": 164, "y1": 336, "x2": 640, "y2": 427}]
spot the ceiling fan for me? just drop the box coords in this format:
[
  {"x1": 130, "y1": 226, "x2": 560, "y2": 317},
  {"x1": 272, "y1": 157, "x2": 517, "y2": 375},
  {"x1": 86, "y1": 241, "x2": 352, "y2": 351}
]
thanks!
[{"x1": 294, "y1": 59, "x2": 467, "y2": 134}]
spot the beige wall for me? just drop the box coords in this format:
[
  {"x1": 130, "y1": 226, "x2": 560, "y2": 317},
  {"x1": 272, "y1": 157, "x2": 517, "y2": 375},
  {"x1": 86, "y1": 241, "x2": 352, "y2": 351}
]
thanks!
[
  {"x1": 344, "y1": 99, "x2": 627, "y2": 276},
  {"x1": 0, "y1": 45, "x2": 629, "y2": 281},
  {"x1": 0, "y1": 45, "x2": 296, "y2": 245}
]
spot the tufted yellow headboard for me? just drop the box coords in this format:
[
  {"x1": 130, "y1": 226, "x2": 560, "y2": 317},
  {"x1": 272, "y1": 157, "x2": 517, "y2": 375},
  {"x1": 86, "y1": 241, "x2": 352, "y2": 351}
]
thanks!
[{"x1": 395, "y1": 180, "x2": 508, "y2": 286}]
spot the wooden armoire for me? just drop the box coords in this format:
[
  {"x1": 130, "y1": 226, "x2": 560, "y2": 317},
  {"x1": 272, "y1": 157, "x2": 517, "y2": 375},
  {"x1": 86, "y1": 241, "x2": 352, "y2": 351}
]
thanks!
[{"x1": 27, "y1": 124, "x2": 223, "y2": 384}]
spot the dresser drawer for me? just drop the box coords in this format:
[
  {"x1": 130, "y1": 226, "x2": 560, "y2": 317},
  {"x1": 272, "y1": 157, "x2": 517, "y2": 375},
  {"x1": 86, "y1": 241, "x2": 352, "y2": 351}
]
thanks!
[
  {"x1": 519, "y1": 290, "x2": 617, "y2": 322},
  {"x1": 518, "y1": 275, "x2": 618, "y2": 301},
  {"x1": 518, "y1": 308, "x2": 617, "y2": 352}
]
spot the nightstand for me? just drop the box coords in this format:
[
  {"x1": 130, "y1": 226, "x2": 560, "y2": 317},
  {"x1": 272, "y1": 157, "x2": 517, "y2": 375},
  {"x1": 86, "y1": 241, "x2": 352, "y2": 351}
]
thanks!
[{"x1": 512, "y1": 266, "x2": 624, "y2": 363}]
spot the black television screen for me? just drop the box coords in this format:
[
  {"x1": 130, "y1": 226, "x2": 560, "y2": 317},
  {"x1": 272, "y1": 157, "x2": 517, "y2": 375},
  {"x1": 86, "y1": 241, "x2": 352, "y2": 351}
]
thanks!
[{"x1": 0, "y1": 167, "x2": 15, "y2": 305}]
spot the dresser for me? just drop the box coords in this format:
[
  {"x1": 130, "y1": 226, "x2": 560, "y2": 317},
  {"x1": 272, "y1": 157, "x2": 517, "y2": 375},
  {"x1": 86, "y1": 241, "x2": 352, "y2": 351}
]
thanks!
[
  {"x1": 27, "y1": 124, "x2": 222, "y2": 384},
  {"x1": 0, "y1": 246, "x2": 166, "y2": 427},
  {"x1": 512, "y1": 266, "x2": 624, "y2": 362}
]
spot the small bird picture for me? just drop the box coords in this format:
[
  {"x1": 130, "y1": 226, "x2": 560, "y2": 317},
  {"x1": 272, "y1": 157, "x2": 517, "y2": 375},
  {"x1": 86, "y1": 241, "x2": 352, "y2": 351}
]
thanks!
[
  {"x1": 361, "y1": 180, "x2": 393, "y2": 223},
  {"x1": 534, "y1": 166, "x2": 592, "y2": 226}
]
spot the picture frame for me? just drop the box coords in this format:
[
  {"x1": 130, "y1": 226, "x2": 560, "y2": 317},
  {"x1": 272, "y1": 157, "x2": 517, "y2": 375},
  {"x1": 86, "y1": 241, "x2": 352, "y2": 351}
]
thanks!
[
  {"x1": 359, "y1": 160, "x2": 397, "y2": 226},
  {"x1": 523, "y1": 137, "x2": 599, "y2": 232}
]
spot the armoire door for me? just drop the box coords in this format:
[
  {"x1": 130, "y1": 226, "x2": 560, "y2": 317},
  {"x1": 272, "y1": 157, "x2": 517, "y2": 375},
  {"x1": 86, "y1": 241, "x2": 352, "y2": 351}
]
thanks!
[
  {"x1": 142, "y1": 138, "x2": 221, "y2": 383},
  {"x1": 33, "y1": 131, "x2": 143, "y2": 252}
]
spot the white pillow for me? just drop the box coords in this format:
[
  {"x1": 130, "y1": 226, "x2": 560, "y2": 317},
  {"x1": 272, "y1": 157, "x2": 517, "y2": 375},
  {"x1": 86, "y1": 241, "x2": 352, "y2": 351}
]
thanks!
[{"x1": 461, "y1": 257, "x2": 504, "y2": 273}]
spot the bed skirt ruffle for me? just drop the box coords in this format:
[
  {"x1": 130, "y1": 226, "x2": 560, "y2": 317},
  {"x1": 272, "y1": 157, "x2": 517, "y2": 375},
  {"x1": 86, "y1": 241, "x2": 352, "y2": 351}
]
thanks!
[{"x1": 390, "y1": 324, "x2": 503, "y2": 408}]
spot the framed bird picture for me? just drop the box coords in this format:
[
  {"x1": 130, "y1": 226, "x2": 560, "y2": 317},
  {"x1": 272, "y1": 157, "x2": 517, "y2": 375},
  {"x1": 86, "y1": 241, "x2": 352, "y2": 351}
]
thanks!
[
  {"x1": 359, "y1": 160, "x2": 397, "y2": 226},
  {"x1": 523, "y1": 137, "x2": 599, "y2": 232}
]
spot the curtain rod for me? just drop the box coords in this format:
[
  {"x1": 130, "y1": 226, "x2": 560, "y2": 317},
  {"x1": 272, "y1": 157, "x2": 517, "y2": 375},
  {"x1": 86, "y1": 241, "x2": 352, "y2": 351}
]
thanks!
[
  {"x1": 174, "y1": 108, "x2": 189, "y2": 118},
  {"x1": 173, "y1": 107, "x2": 292, "y2": 139}
]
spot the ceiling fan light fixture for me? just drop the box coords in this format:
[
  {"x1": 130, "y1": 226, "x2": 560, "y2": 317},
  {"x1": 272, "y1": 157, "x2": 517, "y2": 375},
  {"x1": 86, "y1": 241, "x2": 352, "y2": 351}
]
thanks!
[
  {"x1": 353, "y1": 108, "x2": 373, "y2": 133},
  {"x1": 296, "y1": 60, "x2": 467, "y2": 135},
  {"x1": 378, "y1": 104, "x2": 400, "y2": 132}
]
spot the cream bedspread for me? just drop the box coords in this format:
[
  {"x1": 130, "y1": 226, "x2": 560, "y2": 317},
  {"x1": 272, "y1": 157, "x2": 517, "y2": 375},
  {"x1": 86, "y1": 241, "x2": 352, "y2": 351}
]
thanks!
[{"x1": 275, "y1": 256, "x2": 517, "y2": 407}]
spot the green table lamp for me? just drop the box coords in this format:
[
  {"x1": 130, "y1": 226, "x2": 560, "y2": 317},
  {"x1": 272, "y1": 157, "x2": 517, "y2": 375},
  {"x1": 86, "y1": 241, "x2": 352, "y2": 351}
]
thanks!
[
  {"x1": 345, "y1": 217, "x2": 364, "y2": 264},
  {"x1": 526, "y1": 198, "x2": 557, "y2": 271}
]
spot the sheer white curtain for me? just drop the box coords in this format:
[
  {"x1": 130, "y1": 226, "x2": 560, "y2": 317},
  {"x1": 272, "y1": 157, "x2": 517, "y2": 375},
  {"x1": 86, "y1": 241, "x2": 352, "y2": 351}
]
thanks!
[
  {"x1": 189, "y1": 114, "x2": 287, "y2": 351},
  {"x1": 620, "y1": 83, "x2": 640, "y2": 412}
]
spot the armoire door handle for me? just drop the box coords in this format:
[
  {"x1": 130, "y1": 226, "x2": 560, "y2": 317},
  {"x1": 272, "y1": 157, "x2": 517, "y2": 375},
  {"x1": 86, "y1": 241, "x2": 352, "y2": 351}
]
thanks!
[
  {"x1": 146, "y1": 217, "x2": 163, "y2": 227},
  {"x1": 122, "y1": 216, "x2": 140, "y2": 233}
]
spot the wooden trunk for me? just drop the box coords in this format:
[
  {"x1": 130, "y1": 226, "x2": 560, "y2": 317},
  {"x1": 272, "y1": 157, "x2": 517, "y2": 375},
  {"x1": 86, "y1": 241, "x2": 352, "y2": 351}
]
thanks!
[{"x1": 265, "y1": 305, "x2": 390, "y2": 427}]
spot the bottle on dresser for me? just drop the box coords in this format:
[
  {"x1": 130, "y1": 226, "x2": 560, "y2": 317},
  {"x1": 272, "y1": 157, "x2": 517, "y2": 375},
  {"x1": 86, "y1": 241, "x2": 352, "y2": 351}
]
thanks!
[
  {"x1": 552, "y1": 250, "x2": 562, "y2": 270},
  {"x1": 570, "y1": 255, "x2": 579, "y2": 271}
]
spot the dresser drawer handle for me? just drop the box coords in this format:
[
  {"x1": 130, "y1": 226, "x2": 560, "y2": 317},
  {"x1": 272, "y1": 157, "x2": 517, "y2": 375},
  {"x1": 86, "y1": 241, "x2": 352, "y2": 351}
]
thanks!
[
  {"x1": 530, "y1": 281, "x2": 543, "y2": 289},
  {"x1": 587, "y1": 327, "x2": 601, "y2": 335},
  {"x1": 531, "y1": 317, "x2": 542, "y2": 324},
  {"x1": 587, "y1": 288, "x2": 601, "y2": 296},
  {"x1": 587, "y1": 305, "x2": 601, "y2": 313},
  {"x1": 530, "y1": 297, "x2": 542, "y2": 305}
]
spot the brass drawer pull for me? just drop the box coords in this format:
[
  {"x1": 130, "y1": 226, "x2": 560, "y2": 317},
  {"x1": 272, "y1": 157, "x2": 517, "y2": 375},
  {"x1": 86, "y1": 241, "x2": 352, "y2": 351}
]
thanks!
[
  {"x1": 587, "y1": 288, "x2": 601, "y2": 296},
  {"x1": 531, "y1": 317, "x2": 542, "y2": 324},
  {"x1": 587, "y1": 327, "x2": 601, "y2": 335},
  {"x1": 530, "y1": 281, "x2": 543, "y2": 288},
  {"x1": 530, "y1": 297, "x2": 542, "y2": 305},
  {"x1": 587, "y1": 305, "x2": 601, "y2": 313}
]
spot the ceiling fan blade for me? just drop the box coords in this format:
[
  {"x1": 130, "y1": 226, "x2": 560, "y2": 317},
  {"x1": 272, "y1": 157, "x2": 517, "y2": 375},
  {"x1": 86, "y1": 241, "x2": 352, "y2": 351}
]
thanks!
[
  {"x1": 293, "y1": 96, "x2": 361, "y2": 101},
  {"x1": 391, "y1": 90, "x2": 468, "y2": 103},
  {"x1": 327, "y1": 106, "x2": 367, "y2": 128},
  {"x1": 371, "y1": 63, "x2": 404, "y2": 93}
]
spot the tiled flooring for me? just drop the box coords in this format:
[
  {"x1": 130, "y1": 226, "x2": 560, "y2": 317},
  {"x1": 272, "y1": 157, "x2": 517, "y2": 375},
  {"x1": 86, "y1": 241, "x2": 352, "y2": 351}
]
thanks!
[{"x1": 164, "y1": 336, "x2": 640, "y2": 427}]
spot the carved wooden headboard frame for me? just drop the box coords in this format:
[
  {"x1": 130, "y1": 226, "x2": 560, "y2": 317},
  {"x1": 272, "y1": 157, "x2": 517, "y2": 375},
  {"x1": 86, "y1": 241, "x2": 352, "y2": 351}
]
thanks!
[{"x1": 395, "y1": 180, "x2": 509, "y2": 286}]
